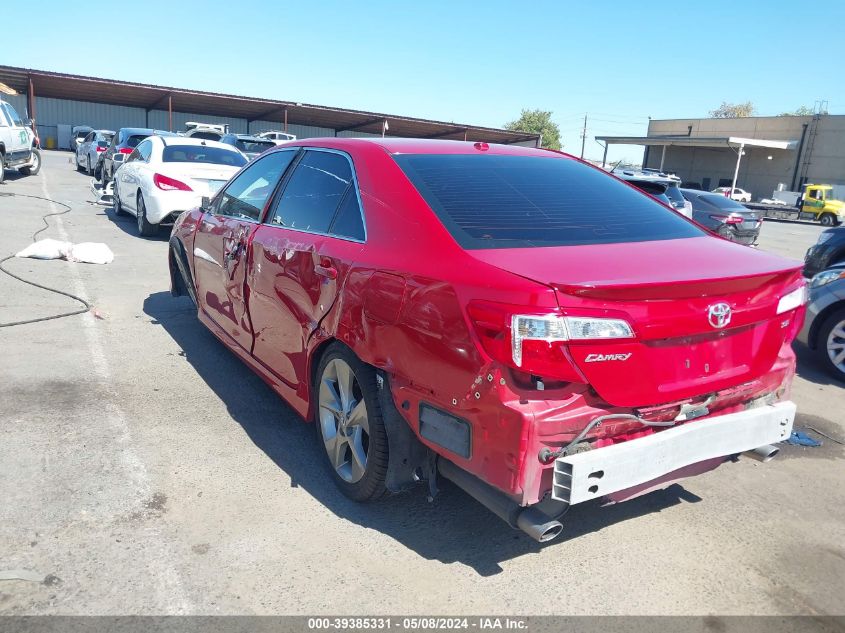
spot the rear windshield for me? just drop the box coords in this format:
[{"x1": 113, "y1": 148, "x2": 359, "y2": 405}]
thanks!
[
  {"x1": 162, "y1": 145, "x2": 247, "y2": 167},
  {"x1": 190, "y1": 131, "x2": 222, "y2": 141},
  {"x1": 126, "y1": 134, "x2": 149, "y2": 148},
  {"x1": 235, "y1": 139, "x2": 275, "y2": 154},
  {"x1": 393, "y1": 154, "x2": 703, "y2": 248},
  {"x1": 699, "y1": 193, "x2": 748, "y2": 211}
]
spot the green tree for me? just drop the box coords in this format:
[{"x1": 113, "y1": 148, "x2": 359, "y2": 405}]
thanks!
[
  {"x1": 709, "y1": 101, "x2": 756, "y2": 118},
  {"x1": 505, "y1": 109, "x2": 561, "y2": 150},
  {"x1": 779, "y1": 105, "x2": 822, "y2": 116}
]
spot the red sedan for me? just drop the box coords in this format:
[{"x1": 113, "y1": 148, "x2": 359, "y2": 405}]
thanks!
[{"x1": 169, "y1": 138, "x2": 805, "y2": 542}]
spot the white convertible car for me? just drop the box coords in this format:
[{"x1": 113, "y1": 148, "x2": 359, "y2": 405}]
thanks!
[{"x1": 113, "y1": 136, "x2": 247, "y2": 236}]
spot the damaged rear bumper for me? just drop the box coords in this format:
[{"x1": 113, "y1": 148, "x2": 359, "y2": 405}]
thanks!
[{"x1": 553, "y1": 401, "x2": 796, "y2": 505}]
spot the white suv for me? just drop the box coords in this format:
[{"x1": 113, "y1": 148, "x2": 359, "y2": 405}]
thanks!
[{"x1": 0, "y1": 99, "x2": 41, "y2": 183}]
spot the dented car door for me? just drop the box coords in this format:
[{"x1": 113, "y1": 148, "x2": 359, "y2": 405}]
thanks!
[
  {"x1": 248, "y1": 149, "x2": 366, "y2": 389},
  {"x1": 192, "y1": 151, "x2": 296, "y2": 350}
]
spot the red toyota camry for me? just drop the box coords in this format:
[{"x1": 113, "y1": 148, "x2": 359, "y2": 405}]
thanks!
[{"x1": 169, "y1": 138, "x2": 805, "y2": 542}]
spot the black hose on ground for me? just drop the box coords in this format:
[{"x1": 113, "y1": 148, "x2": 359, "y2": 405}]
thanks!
[{"x1": 0, "y1": 192, "x2": 92, "y2": 328}]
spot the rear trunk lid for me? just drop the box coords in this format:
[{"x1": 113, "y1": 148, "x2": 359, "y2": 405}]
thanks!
[
  {"x1": 168, "y1": 163, "x2": 240, "y2": 196},
  {"x1": 471, "y1": 236, "x2": 804, "y2": 407}
]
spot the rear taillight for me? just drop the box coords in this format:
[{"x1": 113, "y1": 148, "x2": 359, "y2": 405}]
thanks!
[
  {"x1": 776, "y1": 285, "x2": 808, "y2": 315},
  {"x1": 467, "y1": 301, "x2": 634, "y2": 381},
  {"x1": 710, "y1": 214, "x2": 743, "y2": 224},
  {"x1": 118, "y1": 147, "x2": 134, "y2": 154},
  {"x1": 154, "y1": 173, "x2": 192, "y2": 191},
  {"x1": 96, "y1": 146, "x2": 106, "y2": 152}
]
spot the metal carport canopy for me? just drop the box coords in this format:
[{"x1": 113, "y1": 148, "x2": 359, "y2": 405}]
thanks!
[
  {"x1": 594, "y1": 135, "x2": 797, "y2": 150},
  {"x1": 594, "y1": 135, "x2": 798, "y2": 188},
  {"x1": 0, "y1": 65, "x2": 541, "y2": 145}
]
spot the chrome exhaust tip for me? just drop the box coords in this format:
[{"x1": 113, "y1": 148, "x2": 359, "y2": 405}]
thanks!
[
  {"x1": 744, "y1": 444, "x2": 780, "y2": 463},
  {"x1": 516, "y1": 507, "x2": 564, "y2": 543}
]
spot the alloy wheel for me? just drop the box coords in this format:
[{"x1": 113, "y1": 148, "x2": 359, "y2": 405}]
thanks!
[
  {"x1": 826, "y1": 319, "x2": 845, "y2": 375},
  {"x1": 318, "y1": 358, "x2": 370, "y2": 484},
  {"x1": 137, "y1": 197, "x2": 145, "y2": 233}
]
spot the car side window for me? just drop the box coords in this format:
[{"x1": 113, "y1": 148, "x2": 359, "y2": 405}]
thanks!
[
  {"x1": 126, "y1": 148, "x2": 141, "y2": 163},
  {"x1": 136, "y1": 140, "x2": 153, "y2": 163},
  {"x1": 215, "y1": 150, "x2": 297, "y2": 221},
  {"x1": 329, "y1": 189, "x2": 366, "y2": 241},
  {"x1": 4, "y1": 104, "x2": 23, "y2": 127},
  {"x1": 268, "y1": 150, "x2": 359, "y2": 236}
]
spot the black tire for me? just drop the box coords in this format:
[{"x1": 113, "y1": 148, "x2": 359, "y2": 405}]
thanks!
[
  {"x1": 102, "y1": 162, "x2": 111, "y2": 184},
  {"x1": 314, "y1": 343, "x2": 389, "y2": 502},
  {"x1": 820, "y1": 213, "x2": 836, "y2": 227},
  {"x1": 113, "y1": 187, "x2": 128, "y2": 216},
  {"x1": 18, "y1": 148, "x2": 41, "y2": 176},
  {"x1": 94, "y1": 160, "x2": 102, "y2": 181},
  {"x1": 75, "y1": 151, "x2": 83, "y2": 172},
  {"x1": 0, "y1": 161, "x2": 5, "y2": 185},
  {"x1": 136, "y1": 194, "x2": 159, "y2": 237},
  {"x1": 87, "y1": 153, "x2": 95, "y2": 177},
  {"x1": 716, "y1": 224, "x2": 734, "y2": 241},
  {"x1": 815, "y1": 307, "x2": 845, "y2": 383}
]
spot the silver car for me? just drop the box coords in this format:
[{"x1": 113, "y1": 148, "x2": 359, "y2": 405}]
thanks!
[
  {"x1": 75, "y1": 129, "x2": 114, "y2": 176},
  {"x1": 798, "y1": 265, "x2": 845, "y2": 381}
]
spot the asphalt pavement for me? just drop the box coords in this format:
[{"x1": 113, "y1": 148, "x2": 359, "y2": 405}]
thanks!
[{"x1": 0, "y1": 152, "x2": 843, "y2": 616}]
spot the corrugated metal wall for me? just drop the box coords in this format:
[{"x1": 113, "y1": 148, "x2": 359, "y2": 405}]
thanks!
[
  {"x1": 35, "y1": 96, "x2": 145, "y2": 131},
  {"x1": 17, "y1": 96, "x2": 341, "y2": 144},
  {"x1": 30, "y1": 96, "x2": 145, "y2": 148},
  {"x1": 14, "y1": 95, "x2": 523, "y2": 147}
]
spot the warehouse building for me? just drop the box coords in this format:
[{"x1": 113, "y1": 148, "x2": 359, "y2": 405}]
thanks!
[
  {"x1": 0, "y1": 65, "x2": 539, "y2": 150},
  {"x1": 598, "y1": 114, "x2": 845, "y2": 200}
]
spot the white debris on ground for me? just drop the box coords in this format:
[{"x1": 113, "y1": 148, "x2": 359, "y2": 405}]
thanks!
[{"x1": 16, "y1": 238, "x2": 114, "y2": 264}]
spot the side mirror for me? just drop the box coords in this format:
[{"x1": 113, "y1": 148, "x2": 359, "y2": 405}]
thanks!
[{"x1": 200, "y1": 196, "x2": 211, "y2": 212}]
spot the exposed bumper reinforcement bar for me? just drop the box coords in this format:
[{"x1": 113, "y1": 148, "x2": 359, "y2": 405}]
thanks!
[{"x1": 553, "y1": 401, "x2": 796, "y2": 505}]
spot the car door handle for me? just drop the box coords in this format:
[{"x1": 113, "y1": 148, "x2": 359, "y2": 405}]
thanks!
[{"x1": 315, "y1": 261, "x2": 337, "y2": 280}]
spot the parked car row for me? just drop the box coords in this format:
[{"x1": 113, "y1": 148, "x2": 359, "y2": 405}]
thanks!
[{"x1": 615, "y1": 170, "x2": 762, "y2": 246}]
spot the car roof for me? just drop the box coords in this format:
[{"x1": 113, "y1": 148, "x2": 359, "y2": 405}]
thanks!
[
  {"x1": 119, "y1": 128, "x2": 179, "y2": 137},
  {"x1": 222, "y1": 133, "x2": 270, "y2": 141},
  {"x1": 157, "y1": 136, "x2": 240, "y2": 151},
  {"x1": 274, "y1": 137, "x2": 562, "y2": 158}
]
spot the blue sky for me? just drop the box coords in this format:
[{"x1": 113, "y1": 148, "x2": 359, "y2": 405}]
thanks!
[{"x1": 6, "y1": 1, "x2": 845, "y2": 162}]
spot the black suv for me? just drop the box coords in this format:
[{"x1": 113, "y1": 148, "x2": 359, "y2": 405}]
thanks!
[{"x1": 805, "y1": 227, "x2": 845, "y2": 278}]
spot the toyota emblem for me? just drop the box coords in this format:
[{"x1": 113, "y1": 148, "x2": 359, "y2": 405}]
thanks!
[{"x1": 708, "y1": 302, "x2": 732, "y2": 329}]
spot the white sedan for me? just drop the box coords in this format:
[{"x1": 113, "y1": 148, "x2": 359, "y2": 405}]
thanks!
[
  {"x1": 712, "y1": 186, "x2": 752, "y2": 203},
  {"x1": 113, "y1": 136, "x2": 247, "y2": 236}
]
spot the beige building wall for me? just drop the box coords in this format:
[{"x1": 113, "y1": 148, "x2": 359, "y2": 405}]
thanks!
[{"x1": 643, "y1": 115, "x2": 845, "y2": 200}]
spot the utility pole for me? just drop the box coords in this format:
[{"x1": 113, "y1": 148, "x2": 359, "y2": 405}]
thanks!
[{"x1": 580, "y1": 113, "x2": 587, "y2": 159}]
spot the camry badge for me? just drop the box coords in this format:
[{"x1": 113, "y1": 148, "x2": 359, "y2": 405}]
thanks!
[
  {"x1": 708, "y1": 302, "x2": 732, "y2": 329},
  {"x1": 584, "y1": 353, "x2": 632, "y2": 363}
]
